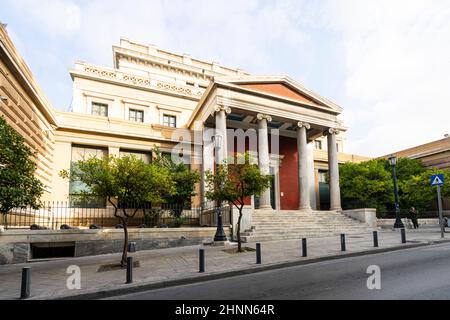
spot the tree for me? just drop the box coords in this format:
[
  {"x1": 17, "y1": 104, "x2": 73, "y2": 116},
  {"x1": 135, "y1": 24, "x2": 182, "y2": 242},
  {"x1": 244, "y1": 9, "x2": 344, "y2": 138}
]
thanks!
[
  {"x1": 153, "y1": 148, "x2": 200, "y2": 216},
  {"x1": 340, "y1": 157, "x2": 450, "y2": 215},
  {"x1": 205, "y1": 153, "x2": 271, "y2": 252},
  {"x1": 61, "y1": 155, "x2": 175, "y2": 266},
  {"x1": 0, "y1": 117, "x2": 43, "y2": 225}
]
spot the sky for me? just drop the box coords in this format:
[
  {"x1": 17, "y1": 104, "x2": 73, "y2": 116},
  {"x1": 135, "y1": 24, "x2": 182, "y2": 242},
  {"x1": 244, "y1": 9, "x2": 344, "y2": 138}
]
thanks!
[{"x1": 1, "y1": 0, "x2": 449, "y2": 157}]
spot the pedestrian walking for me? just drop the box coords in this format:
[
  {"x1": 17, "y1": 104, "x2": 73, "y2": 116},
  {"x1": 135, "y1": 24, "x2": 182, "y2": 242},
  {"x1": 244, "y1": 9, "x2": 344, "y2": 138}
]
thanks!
[{"x1": 408, "y1": 207, "x2": 419, "y2": 229}]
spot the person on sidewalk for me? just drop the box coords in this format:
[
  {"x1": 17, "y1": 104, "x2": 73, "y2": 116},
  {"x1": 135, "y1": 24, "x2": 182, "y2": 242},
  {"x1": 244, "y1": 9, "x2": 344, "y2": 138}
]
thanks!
[{"x1": 408, "y1": 207, "x2": 419, "y2": 229}]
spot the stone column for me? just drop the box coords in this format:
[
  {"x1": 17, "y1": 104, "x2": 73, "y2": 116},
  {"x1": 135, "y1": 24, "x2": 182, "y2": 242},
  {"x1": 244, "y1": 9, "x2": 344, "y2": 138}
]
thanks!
[
  {"x1": 297, "y1": 122, "x2": 311, "y2": 210},
  {"x1": 306, "y1": 142, "x2": 317, "y2": 210},
  {"x1": 214, "y1": 105, "x2": 231, "y2": 165},
  {"x1": 327, "y1": 128, "x2": 342, "y2": 211},
  {"x1": 257, "y1": 113, "x2": 272, "y2": 210}
]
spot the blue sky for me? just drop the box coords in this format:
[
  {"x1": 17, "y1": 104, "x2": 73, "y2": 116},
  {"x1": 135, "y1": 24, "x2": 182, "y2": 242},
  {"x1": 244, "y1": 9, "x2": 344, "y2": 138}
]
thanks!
[{"x1": 1, "y1": 0, "x2": 449, "y2": 156}]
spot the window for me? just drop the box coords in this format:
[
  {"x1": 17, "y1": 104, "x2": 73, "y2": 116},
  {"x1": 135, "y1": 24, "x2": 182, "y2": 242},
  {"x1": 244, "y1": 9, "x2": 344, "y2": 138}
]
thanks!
[
  {"x1": 318, "y1": 171, "x2": 327, "y2": 183},
  {"x1": 129, "y1": 109, "x2": 144, "y2": 123},
  {"x1": 69, "y1": 145, "x2": 108, "y2": 207},
  {"x1": 91, "y1": 102, "x2": 108, "y2": 117},
  {"x1": 163, "y1": 114, "x2": 176, "y2": 128},
  {"x1": 119, "y1": 149, "x2": 151, "y2": 164},
  {"x1": 315, "y1": 140, "x2": 322, "y2": 150}
]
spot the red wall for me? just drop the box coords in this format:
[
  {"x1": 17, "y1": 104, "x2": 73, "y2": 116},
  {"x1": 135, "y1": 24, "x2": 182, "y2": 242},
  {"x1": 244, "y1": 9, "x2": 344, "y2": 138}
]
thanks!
[{"x1": 279, "y1": 136, "x2": 300, "y2": 210}]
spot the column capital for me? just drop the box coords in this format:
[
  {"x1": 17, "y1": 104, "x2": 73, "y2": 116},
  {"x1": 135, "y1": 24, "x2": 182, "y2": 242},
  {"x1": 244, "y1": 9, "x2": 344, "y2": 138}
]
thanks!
[
  {"x1": 257, "y1": 113, "x2": 272, "y2": 122},
  {"x1": 214, "y1": 105, "x2": 231, "y2": 115},
  {"x1": 327, "y1": 128, "x2": 340, "y2": 135},
  {"x1": 297, "y1": 121, "x2": 311, "y2": 130}
]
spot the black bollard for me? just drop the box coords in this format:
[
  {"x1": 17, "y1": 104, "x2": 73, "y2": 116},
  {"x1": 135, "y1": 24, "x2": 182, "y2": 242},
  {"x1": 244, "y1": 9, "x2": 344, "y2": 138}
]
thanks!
[
  {"x1": 126, "y1": 257, "x2": 133, "y2": 284},
  {"x1": 302, "y1": 238, "x2": 307, "y2": 257},
  {"x1": 401, "y1": 228, "x2": 406, "y2": 244},
  {"x1": 256, "y1": 243, "x2": 261, "y2": 264},
  {"x1": 20, "y1": 267, "x2": 31, "y2": 299},
  {"x1": 199, "y1": 249, "x2": 205, "y2": 273},
  {"x1": 373, "y1": 231, "x2": 379, "y2": 247},
  {"x1": 340, "y1": 234, "x2": 346, "y2": 252}
]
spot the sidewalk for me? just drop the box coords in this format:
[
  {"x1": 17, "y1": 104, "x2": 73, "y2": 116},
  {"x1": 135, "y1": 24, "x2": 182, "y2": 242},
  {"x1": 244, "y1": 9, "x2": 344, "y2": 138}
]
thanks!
[{"x1": 0, "y1": 227, "x2": 447, "y2": 300}]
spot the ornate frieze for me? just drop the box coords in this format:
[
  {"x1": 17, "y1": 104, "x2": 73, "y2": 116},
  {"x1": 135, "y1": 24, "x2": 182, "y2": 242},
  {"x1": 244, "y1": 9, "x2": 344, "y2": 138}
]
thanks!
[{"x1": 81, "y1": 65, "x2": 204, "y2": 99}]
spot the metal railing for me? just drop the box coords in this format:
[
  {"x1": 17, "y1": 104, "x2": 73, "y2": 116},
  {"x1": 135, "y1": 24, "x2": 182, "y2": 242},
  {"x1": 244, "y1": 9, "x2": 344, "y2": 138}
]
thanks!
[{"x1": 2, "y1": 202, "x2": 232, "y2": 230}]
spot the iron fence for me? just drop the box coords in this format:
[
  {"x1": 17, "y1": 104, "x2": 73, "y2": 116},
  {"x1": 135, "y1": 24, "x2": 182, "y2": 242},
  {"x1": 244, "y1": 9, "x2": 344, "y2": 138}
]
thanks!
[{"x1": 3, "y1": 201, "x2": 232, "y2": 230}]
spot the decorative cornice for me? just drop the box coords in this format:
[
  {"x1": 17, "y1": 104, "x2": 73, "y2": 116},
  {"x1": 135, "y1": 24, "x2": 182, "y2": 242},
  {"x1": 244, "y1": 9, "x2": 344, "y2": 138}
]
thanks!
[
  {"x1": 214, "y1": 105, "x2": 231, "y2": 114},
  {"x1": 297, "y1": 121, "x2": 311, "y2": 129},
  {"x1": 257, "y1": 113, "x2": 272, "y2": 122}
]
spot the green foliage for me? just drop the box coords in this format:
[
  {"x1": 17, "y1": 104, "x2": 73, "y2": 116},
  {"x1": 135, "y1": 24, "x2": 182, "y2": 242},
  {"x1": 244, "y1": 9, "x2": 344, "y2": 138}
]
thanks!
[
  {"x1": 340, "y1": 157, "x2": 450, "y2": 214},
  {"x1": 153, "y1": 147, "x2": 200, "y2": 216},
  {"x1": 0, "y1": 117, "x2": 43, "y2": 219},
  {"x1": 60, "y1": 154, "x2": 175, "y2": 265},
  {"x1": 205, "y1": 152, "x2": 271, "y2": 251},
  {"x1": 167, "y1": 216, "x2": 186, "y2": 228}
]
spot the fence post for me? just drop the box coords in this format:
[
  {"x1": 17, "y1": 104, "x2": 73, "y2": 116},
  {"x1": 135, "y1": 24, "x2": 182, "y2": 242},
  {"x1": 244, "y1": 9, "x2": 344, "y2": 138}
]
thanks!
[
  {"x1": 126, "y1": 257, "x2": 133, "y2": 284},
  {"x1": 401, "y1": 228, "x2": 406, "y2": 244},
  {"x1": 373, "y1": 231, "x2": 379, "y2": 247},
  {"x1": 20, "y1": 267, "x2": 31, "y2": 299},
  {"x1": 256, "y1": 243, "x2": 261, "y2": 264},
  {"x1": 199, "y1": 249, "x2": 205, "y2": 273},
  {"x1": 340, "y1": 234, "x2": 346, "y2": 252},
  {"x1": 302, "y1": 238, "x2": 307, "y2": 257}
]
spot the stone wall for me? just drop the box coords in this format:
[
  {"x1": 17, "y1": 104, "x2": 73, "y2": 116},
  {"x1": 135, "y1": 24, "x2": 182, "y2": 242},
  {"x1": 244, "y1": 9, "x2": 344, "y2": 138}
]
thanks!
[
  {"x1": 0, "y1": 227, "x2": 230, "y2": 264},
  {"x1": 377, "y1": 218, "x2": 440, "y2": 229},
  {"x1": 342, "y1": 208, "x2": 378, "y2": 228}
]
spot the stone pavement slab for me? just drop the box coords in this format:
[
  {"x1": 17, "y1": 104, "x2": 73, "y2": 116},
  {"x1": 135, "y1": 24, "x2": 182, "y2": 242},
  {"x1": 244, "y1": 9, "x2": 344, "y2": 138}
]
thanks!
[{"x1": 0, "y1": 227, "x2": 447, "y2": 300}]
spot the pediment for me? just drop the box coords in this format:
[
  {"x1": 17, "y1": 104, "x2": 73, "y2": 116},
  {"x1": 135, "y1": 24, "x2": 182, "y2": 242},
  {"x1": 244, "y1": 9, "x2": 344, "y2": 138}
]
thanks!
[
  {"x1": 239, "y1": 82, "x2": 323, "y2": 107},
  {"x1": 218, "y1": 76, "x2": 341, "y2": 113}
]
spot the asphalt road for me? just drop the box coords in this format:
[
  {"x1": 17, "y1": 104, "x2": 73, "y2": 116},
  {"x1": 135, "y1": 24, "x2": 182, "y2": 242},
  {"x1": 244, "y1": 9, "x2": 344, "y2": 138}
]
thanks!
[{"x1": 108, "y1": 242, "x2": 450, "y2": 300}]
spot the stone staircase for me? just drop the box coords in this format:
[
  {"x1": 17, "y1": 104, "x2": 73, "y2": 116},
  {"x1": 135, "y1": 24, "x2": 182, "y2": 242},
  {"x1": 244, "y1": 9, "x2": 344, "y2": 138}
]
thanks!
[{"x1": 241, "y1": 210, "x2": 376, "y2": 242}]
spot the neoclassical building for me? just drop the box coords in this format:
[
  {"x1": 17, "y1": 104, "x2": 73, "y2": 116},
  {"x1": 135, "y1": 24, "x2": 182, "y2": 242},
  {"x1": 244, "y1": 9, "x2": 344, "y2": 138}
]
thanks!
[{"x1": 1, "y1": 30, "x2": 370, "y2": 212}]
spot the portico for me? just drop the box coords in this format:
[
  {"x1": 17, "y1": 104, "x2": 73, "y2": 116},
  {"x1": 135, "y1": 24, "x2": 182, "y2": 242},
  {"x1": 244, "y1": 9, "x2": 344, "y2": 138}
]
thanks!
[{"x1": 188, "y1": 75, "x2": 345, "y2": 212}]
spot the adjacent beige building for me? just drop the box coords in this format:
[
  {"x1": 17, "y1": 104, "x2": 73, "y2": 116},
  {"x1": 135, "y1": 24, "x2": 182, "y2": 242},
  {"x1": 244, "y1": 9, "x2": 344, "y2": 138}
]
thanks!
[{"x1": 0, "y1": 23, "x2": 57, "y2": 200}]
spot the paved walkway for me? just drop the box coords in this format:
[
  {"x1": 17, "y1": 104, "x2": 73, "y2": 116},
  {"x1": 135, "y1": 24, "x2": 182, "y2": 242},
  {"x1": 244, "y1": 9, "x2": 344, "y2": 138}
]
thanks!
[{"x1": 0, "y1": 227, "x2": 447, "y2": 300}]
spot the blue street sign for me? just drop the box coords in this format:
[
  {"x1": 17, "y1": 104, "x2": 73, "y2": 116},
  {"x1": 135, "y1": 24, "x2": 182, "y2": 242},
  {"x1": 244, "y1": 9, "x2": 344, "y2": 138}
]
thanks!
[{"x1": 430, "y1": 174, "x2": 444, "y2": 186}]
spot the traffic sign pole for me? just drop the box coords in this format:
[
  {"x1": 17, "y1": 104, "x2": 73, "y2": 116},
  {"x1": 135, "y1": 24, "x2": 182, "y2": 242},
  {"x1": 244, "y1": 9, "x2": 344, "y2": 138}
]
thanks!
[{"x1": 437, "y1": 184, "x2": 444, "y2": 239}]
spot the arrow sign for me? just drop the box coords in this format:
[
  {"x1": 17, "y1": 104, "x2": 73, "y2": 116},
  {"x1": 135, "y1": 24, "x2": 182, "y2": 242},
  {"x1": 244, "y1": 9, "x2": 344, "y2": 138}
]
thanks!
[{"x1": 431, "y1": 174, "x2": 444, "y2": 186}]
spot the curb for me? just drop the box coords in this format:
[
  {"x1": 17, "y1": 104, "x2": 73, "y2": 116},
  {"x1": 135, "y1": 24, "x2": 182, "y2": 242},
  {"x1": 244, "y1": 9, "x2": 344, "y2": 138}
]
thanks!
[{"x1": 41, "y1": 238, "x2": 450, "y2": 300}]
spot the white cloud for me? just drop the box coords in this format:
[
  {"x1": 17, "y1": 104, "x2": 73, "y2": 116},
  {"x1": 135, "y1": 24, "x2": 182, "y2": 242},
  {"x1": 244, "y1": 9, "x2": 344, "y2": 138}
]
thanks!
[
  {"x1": 3, "y1": 0, "x2": 449, "y2": 157},
  {"x1": 323, "y1": 0, "x2": 450, "y2": 156},
  {"x1": 5, "y1": 0, "x2": 81, "y2": 36}
]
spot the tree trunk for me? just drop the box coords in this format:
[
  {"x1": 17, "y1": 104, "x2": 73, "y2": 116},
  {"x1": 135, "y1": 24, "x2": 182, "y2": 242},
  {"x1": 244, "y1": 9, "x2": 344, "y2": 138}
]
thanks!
[
  {"x1": 120, "y1": 217, "x2": 129, "y2": 267},
  {"x1": 237, "y1": 210, "x2": 243, "y2": 252}
]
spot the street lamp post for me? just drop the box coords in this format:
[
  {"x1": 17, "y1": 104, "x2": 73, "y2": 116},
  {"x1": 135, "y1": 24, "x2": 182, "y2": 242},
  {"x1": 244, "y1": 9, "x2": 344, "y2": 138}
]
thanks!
[
  {"x1": 212, "y1": 134, "x2": 227, "y2": 242},
  {"x1": 388, "y1": 155, "x2": 405, "y2": 229}
]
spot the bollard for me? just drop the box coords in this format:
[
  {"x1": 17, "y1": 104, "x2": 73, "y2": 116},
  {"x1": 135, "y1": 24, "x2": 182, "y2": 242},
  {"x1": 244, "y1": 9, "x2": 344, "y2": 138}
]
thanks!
[
  {"x1": 302, "y1": 238, "x2": 307, "y2": 257},
  {"x1": 373, "y1": 231, "x2": 379, "y2": 247},
  {"x1": 340, "y1": 234, "x2": 346, "y2": 252},
  {"x1": 20, "y1": 267, "x2": 31, "y2": 299},
  {"x1": 401, "y1": 228, "x2": 406, "y2": 244},
  {"x1": 256, "y1": 243, "x2": 261, "y2": 264},
  {"x1": 199, "y1": 249, "x2": 205, "y2": 273},
  {"x1": 126, "y1": 257, "x2": 133, "y2": 284}
]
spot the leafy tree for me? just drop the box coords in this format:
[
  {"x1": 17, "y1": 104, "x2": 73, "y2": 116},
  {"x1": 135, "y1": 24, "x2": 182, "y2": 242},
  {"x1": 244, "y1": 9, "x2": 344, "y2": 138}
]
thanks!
[
  {"x1": 0, "y1": 117, "x2": 43, "y2": 225},
  {"x1": 340, "y1": 157, "x2": 450, "y2": 215},
  {"x1": 61, "y1": 155, "x2": 175, "y2": 266},
  {"x1": 205, "y1": 152, "x2": 271, "y2": 252},
  {"x1": 153, "y1": 148, "x2": 200, "y2": 216}
]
